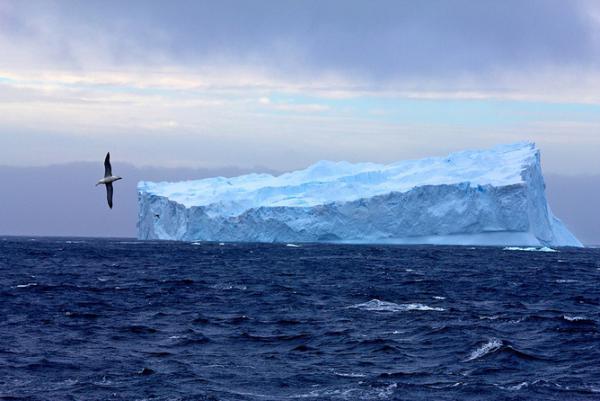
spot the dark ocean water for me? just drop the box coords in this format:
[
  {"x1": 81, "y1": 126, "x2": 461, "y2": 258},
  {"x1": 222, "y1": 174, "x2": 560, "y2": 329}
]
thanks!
[{"x1": 1, "y1": 237, "x2": 599, "y2": 401}]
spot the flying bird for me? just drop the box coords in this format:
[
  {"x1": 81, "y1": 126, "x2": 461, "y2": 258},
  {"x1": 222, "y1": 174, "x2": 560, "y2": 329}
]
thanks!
[{"x1": 96, "y1": 152, "x2": 122, "y2": 208}]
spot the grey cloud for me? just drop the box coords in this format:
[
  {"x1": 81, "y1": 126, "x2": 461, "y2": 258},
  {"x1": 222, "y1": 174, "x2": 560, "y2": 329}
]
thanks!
[{"x1": 1, "y1": 0, "x2": 598, "y2": 82}]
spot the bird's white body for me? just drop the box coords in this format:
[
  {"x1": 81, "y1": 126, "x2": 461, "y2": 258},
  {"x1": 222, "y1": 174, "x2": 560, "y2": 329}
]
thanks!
[{"x1": 96, "y1": 176, "x2": 122, "y2": 185}]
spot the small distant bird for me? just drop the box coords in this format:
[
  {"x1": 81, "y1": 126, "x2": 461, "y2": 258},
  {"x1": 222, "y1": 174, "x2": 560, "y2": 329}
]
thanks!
[{"x1": 96, "y1": 152, "x2": 122, "y2": 208}]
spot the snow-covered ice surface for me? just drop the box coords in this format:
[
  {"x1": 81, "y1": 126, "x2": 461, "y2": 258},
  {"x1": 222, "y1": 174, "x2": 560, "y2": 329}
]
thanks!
[{"x1": 137, "y1": 142, "x2": 582, "y2": 246}]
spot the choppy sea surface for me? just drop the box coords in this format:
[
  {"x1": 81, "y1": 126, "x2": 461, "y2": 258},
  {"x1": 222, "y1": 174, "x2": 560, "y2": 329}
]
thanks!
[{"x1": 1, "y1": 237, "x2": 599, "y2": 401}]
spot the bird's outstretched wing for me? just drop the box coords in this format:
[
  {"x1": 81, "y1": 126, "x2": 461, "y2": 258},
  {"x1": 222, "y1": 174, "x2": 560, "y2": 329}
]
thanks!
[
  {"x1": 106, "y1": 182, "x2": 113, "y2": 209},
  {"x1": 104, "y1": 152, "x2": 112, "y2": 178}
]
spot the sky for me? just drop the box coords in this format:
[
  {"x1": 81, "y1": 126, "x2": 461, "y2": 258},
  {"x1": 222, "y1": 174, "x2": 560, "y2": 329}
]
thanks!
[{"x1": 0, "y1": 0, "x2": 599, "y2": 174}]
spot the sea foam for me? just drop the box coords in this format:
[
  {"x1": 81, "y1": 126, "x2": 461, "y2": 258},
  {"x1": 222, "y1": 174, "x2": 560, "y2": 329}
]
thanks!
[{"x1": 349, "y1": 299, "x2": 445, "y2": 312}]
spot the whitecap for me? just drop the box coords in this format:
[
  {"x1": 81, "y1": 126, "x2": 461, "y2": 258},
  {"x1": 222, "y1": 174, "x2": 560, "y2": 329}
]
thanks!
[
  {"x1": 433, "y1": 296, "x2": 446, "y2": 300},
  {"x1": 563, "y1": 315, "x2": 589, "y2": 322},
  {"x1": 503, "y1": 246, "x2": 558, "y2": 252},
  {"x1": 403, "y1": 303, "x2": 445, "y2": 311},
  {"x1": 509, "y1": 382, "x2": 529, "y2": 391},
  {"x1": 498, "y1": 381, "x2": 529, "y2": 391},
  {"x1": 219, "y1": 242, "x2": 225, "y2": 246},
  {"x1": 293, "y1": 388, "x2": 355, "y2": 399},
  {"x1": 377, "y1": 383, "x2": 398, "y2": 398},
  {"x1": 16, "y1": 283, "x2": 37, "y2": 288},
  {"x1": 349, "y1": 299, "x2": 444, "y2": 312},
  {"x1": 465, "y1": 338, "x2": 503, "y2": 361},
  {"x1": 333, "y1": 371, "x2": 367, "y2": 378},
  {"x1": 480, "y1": 315, "x2": 524, "y2": 324},
  {"x1": 286, "y1": 243, "x2": 300, "y2": 247},
  {"x1": 62, "y1": 378, "x2": 78, "y2": 386},
  {"x1": 556, "y1": 279, "x2": 577, "y2": 283},
  {"x1": 479, "y1": 315, "x2": 501, "y2": 320}
]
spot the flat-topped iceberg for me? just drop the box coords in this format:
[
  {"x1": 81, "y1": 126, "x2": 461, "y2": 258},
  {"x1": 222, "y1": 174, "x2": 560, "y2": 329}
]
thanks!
[{"x1": 137, "y1": 142, "x2": 582, "y2": 246}]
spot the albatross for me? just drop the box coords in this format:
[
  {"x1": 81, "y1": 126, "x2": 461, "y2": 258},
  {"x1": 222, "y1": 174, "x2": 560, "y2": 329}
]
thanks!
[{"x1": 96, "y1": 152, "x2": 122, "y2": 208}]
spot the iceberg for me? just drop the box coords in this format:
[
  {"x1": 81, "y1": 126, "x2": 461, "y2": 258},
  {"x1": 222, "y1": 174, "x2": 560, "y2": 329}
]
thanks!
[{"x1": 137, "y1": 142, "x2": 582, "y2": 247}]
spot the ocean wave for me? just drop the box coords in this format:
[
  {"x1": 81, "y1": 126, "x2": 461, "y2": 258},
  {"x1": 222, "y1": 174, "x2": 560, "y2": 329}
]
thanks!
[
  {"x1": 291, "y1": 344, "x2": 318, "y2": 352},
  {"x1": 466, "y1": 339, "x2": 545, "y2": 362},
  {"x1": 465, "y1": 338, "x2": 503, "y2": 361},
  {"x1": 503, "y1": 246, "x2": 558, "y2": 252},
  {"x1": 3, "y1": 238, "x2": 599, "y2": 400},
  {"x1": 497, "y1": 381, "x2": 529, "y2": 391},
  {"x1": 349, "y1": 299, "x2": 445, "y2": 312}
]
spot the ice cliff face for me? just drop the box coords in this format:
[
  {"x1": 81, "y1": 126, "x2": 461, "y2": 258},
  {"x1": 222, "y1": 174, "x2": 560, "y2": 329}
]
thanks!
[{"x1": 137, "y1": 142, "x2": 582, "y2": 246}]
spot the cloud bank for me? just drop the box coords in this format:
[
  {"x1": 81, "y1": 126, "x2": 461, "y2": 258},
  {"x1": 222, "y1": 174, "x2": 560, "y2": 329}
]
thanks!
[{"x1": 0, "y1": 0, "x2": 599, "y2": 173}]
